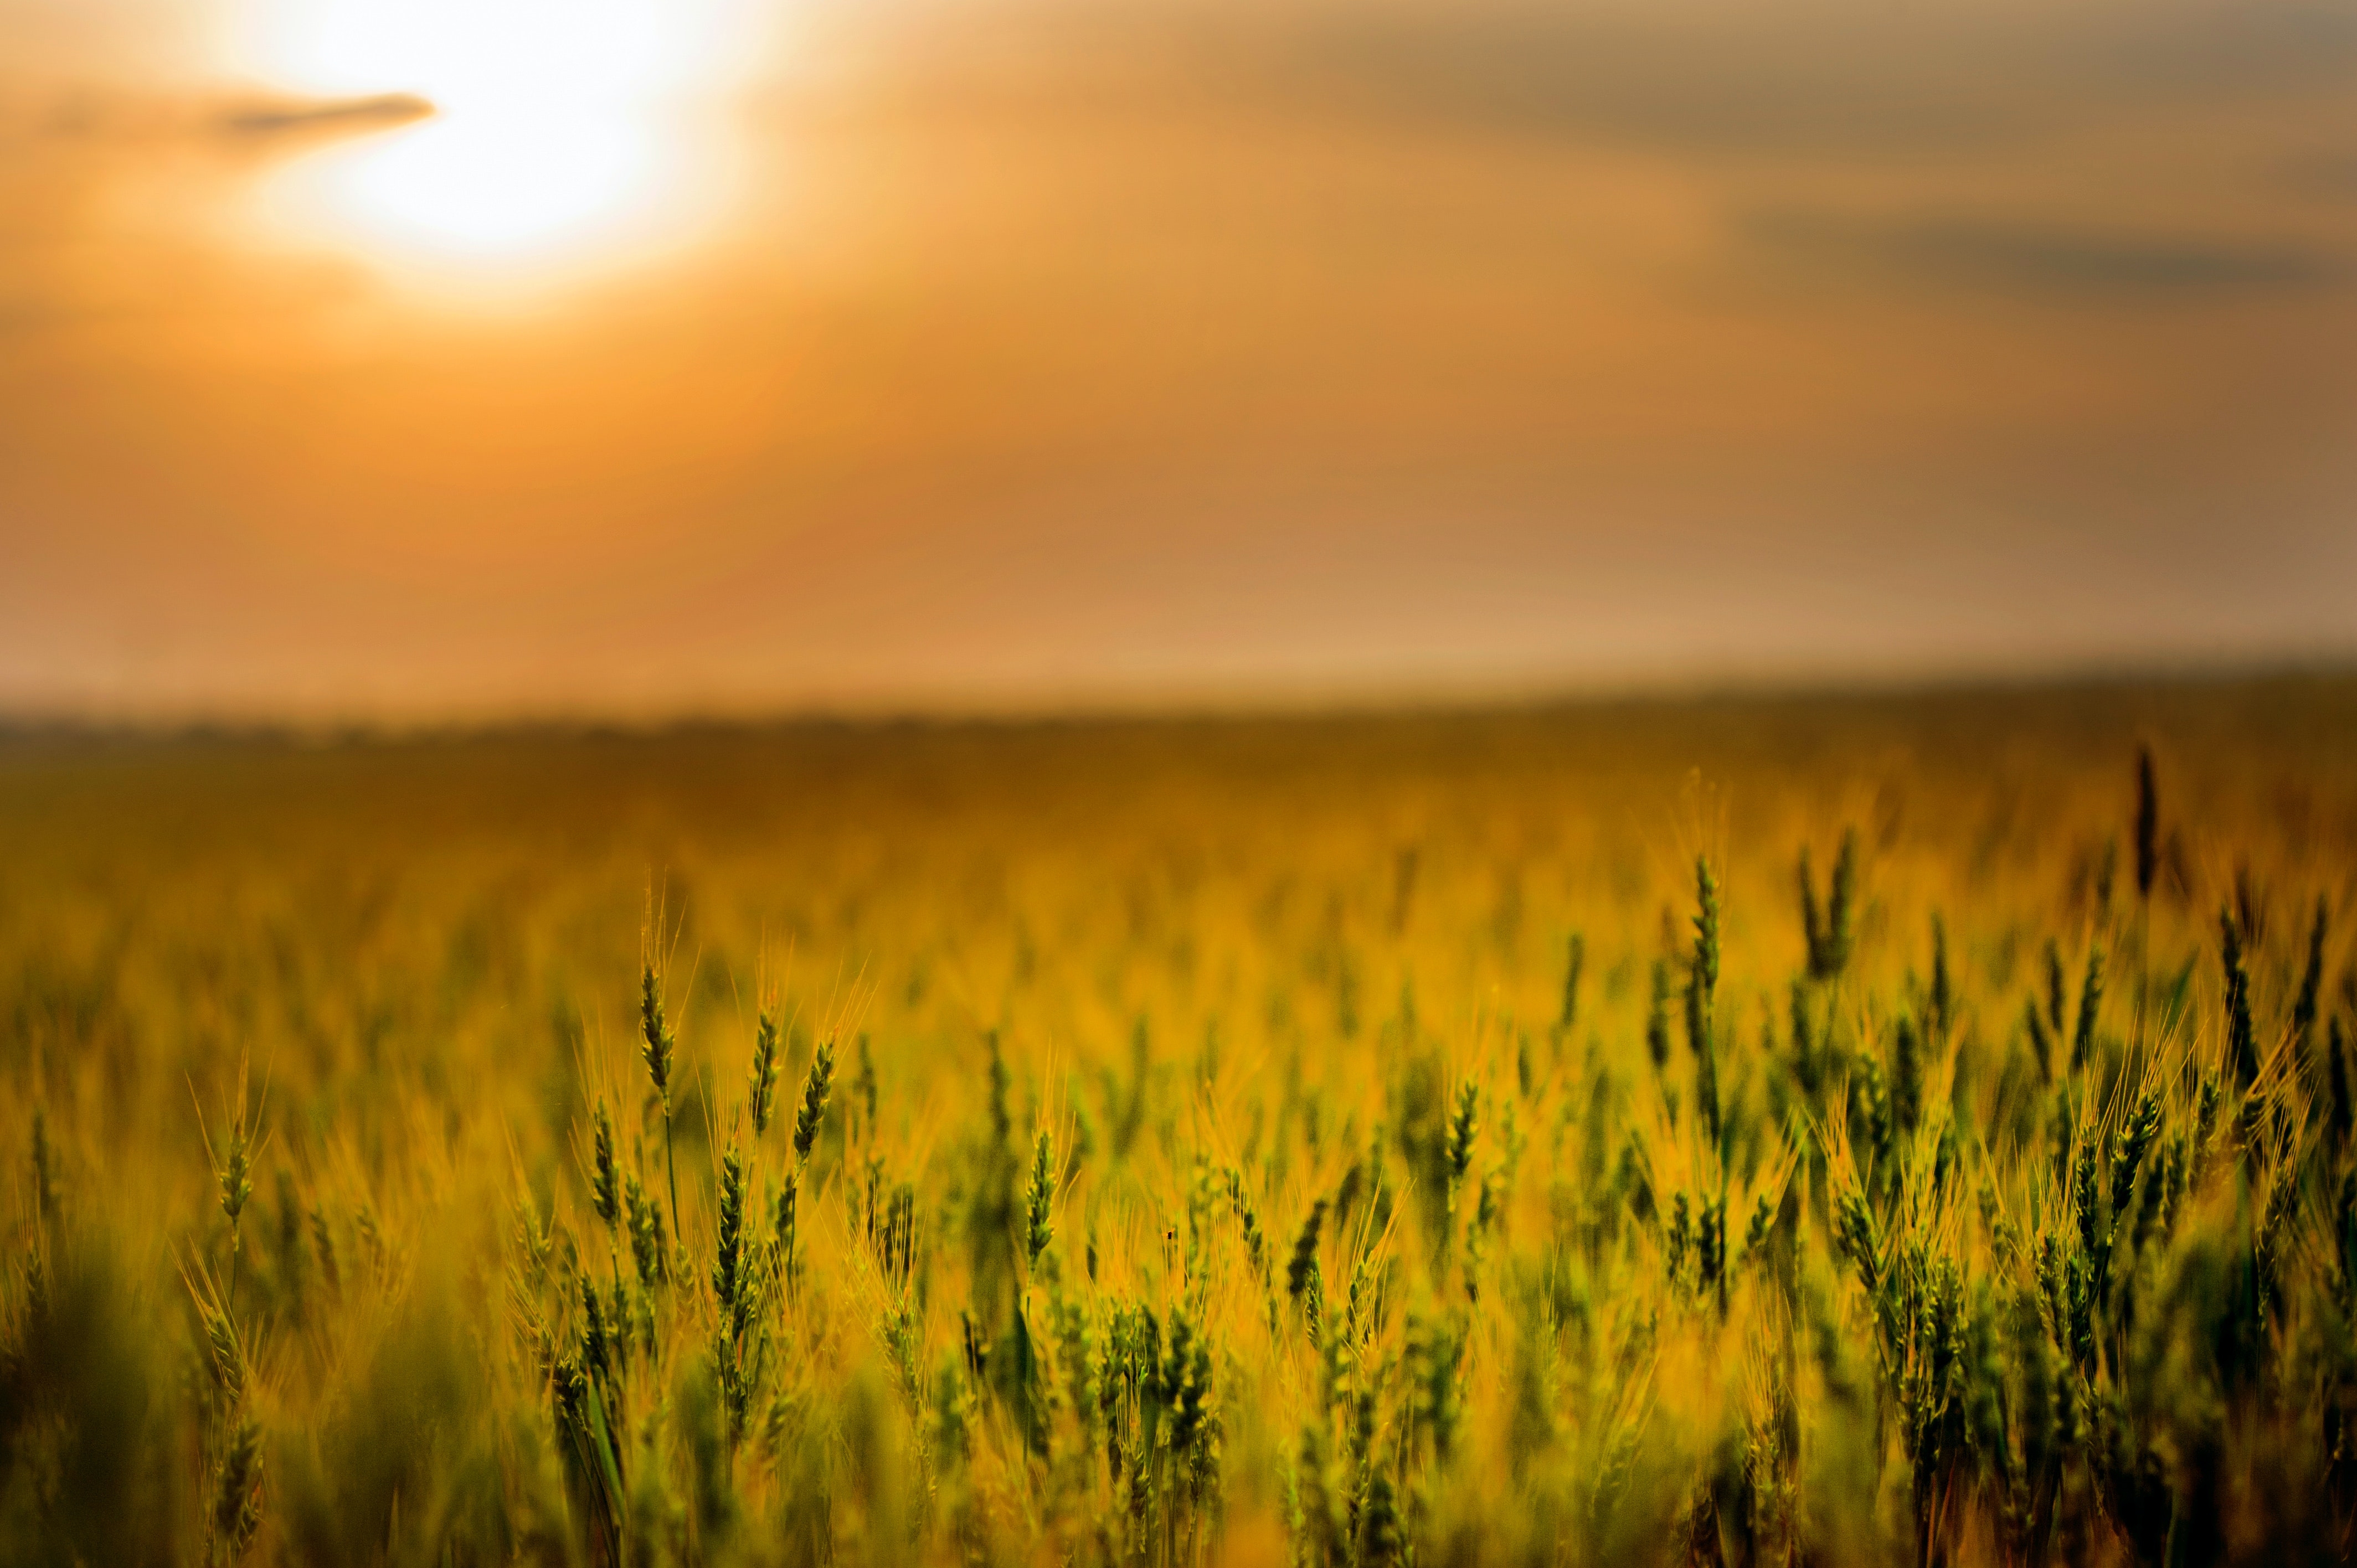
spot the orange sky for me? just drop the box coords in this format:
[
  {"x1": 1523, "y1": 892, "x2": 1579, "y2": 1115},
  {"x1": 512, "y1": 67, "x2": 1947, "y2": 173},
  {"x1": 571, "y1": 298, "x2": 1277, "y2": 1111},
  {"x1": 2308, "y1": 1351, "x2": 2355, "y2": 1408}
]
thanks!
[{"x1": 2, "y1": 0, "x2": 2354, "y2": 719}]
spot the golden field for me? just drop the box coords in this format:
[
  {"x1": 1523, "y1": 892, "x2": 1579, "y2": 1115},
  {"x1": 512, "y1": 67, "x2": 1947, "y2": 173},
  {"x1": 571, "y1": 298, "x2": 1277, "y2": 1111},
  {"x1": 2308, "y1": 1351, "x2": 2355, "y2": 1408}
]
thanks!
[{"x1": 4, "y1": 678, "x2": 2356, "y2": 1566}]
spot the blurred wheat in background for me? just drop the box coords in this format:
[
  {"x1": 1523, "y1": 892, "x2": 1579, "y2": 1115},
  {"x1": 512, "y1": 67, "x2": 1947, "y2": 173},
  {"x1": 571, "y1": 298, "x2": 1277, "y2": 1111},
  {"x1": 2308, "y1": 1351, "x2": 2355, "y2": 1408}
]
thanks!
[{"x1": 4, "y1": 678, "x2": 2355, "y2": 1564}]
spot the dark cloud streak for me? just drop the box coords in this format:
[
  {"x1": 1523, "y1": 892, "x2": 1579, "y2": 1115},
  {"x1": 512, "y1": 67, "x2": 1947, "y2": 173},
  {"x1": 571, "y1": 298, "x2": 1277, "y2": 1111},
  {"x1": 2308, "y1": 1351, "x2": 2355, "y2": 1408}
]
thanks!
[
  {"x1": 1744, "y1": 209, "x2": 2355, "y2": 300},
  {"x1": 215, "y1": 92, "x2": 434, "y2": 140},
  {"x1": 1, "y1": 86, "x2": 433, "y2": 148},
  {"x1": 1069, "y1": 1, "x2": 2357, "y2": 158}
]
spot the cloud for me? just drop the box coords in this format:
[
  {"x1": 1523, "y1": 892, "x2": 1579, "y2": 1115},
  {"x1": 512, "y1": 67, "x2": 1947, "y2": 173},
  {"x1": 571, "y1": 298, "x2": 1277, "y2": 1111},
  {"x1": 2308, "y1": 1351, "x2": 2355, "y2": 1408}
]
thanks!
[
  {"x1": 2287, "y1": 153, "x2": 2357, "y2": 200},
  {"x1": 215, "y1": 92, "x2": 435, "y2": 140},
  {"x1": 0, "y1": 83, "x2": 433, "y2": 148},
  {"x1": 0, "y1": 80, "x2": 411, "y2": 344},
  {"x1": 1743, "y1": 208, "x2": 2354, "y2": 299},
  {"x1": 1235, "y1": 17, "x2": 2021, "y2": 154},
  {"x1": 1145, "y1": 0, "x2": 2357, "y2": 157},
  {"x1": 2068, "y1": 1, "x2": 2357, "y2": 97}
]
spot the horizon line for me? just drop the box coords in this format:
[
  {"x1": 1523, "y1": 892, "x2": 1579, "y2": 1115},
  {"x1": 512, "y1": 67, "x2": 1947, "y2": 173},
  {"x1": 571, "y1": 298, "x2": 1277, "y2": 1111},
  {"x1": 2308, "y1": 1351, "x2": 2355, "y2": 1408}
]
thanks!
[{"x1": 3, "y1": 654, "x2": 2351, "y2": 746}]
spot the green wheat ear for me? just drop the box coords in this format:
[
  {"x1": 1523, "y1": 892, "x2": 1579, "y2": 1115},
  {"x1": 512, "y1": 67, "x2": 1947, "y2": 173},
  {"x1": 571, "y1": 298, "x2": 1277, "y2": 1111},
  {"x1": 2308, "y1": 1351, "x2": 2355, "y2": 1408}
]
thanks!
[
  {"x1": 2221, "y1": 912, "x2": 2258, "y2": 1087},
  {"x1": 308, "y1": 1203, "x2": 339, "y2": 1297},
  {"x1": 2045, "y1": 939, "x2": 2068, "y2": 1034},
  {"x1": 1557, "y1": 932, "x2": 1585, "y2": 1033},
  {"x1": 589, "y1": 1100, "x2": 620, "y2": 1233},
  {"x1": 2110, "y1": 1087, "x2": 2163, "y2": 1219},
  {"x1": 639, "y1": 962, "x2": 674, "y2": 1101},
  {"x1": 1286, "y1": 1200, "x2": 1326, "y2": 1337},
  {"x1": 853, "y1": 1033, "x2": 879, "y2": 1134},
  {"x1": 1928, "y1": 913, "x2": 1952, "y2": 1038},
  {"x1": 2293, "y1": 896, "x2": 2329, "y2": 1048},
  {"x1": 792, "y1": 1037, "x2": 835, "y2": 1165},
  {"x1": 1445, "y1": 1081, "x2": 1479, "y2": 1187},
  {"x1": 193, "y1": 1062, "x2": 261, "y2": 1313},
  {"x1": 29, "y1": 1108, "x2": 56, "y2": 1229},
  {"x1": 639, "y1": 954, "x2": 681, "y2": 1239},
  {"x1": 2135, "y1": 745, "x2": 2160, "y2": 899},
  {"x1": 1690, "y1": 856, "x2": 1720, "y2": 1000},
  {"x1": 2329, "y1": 1015, "x2": 2354, "y2": 1153},
  {"x1": 985, "y1": 1031, "x2": 1012, "y2": 1151},
  {"x1": 625, "y1": 1174, "x2": 668, "y2": 1288},
  {"x1": 2025, "y1": 998, "x2": 2054, "y2": 1084},
  {"x1": 771, "y1": 1169, "x2": 801, "y2": 1295},
  {"x1": 1892, "y1": 1016, "x2": 1923, "y2": 1138},
  {"x1": 210, "y1": 1414, "x2": 264, "y2": 1562},
  {"x1": 1646, "y1": 958, "x2": 1674, "y2": 1073},
  {"x1": 749, "y1": 1009, "x2": 780, "y2": 1137},
  {"x1": 2071, "y1": 945, "x2": 2106, "y2": 1075},
  {"x1": 1023, "y1": 1130, "x2": 1055, "y2": 1266},
  {"x1": 1800, "y1": 834, "x2": 1857, "y2": 982},
  {"x1": 712, "y1": 1141, "x2": 750, "y2": 1328},
  {"x1": 1686, "y1": 857, "x2": 1722, "y2": 1143}
]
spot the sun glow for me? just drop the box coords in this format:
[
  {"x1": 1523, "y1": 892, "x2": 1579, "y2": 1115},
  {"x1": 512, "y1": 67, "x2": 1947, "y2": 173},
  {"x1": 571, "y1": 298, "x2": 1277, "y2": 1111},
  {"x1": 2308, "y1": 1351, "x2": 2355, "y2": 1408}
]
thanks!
[{"x1": 237, "y1": 0, "x2": 761, "y2": 281}]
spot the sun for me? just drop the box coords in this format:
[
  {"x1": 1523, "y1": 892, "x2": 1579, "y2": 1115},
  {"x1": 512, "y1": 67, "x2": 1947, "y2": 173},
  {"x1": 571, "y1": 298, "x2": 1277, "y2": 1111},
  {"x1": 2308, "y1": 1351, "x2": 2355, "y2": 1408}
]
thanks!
[{"x1": 235, "y1": 0, "x2": 760, "y2": 278}]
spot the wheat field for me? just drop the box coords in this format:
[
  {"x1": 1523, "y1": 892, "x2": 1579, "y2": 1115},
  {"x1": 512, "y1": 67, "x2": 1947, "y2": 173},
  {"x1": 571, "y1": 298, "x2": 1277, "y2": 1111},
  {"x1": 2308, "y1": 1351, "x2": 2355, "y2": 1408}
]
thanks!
[{"x1": 4, "y1": 678, "x2": 2356, "y2": 1566}]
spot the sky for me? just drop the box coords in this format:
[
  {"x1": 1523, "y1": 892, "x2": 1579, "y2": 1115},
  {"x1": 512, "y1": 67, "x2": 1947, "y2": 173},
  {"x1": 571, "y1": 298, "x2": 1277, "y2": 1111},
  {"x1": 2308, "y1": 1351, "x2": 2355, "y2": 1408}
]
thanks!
[{"x1": 1, "y1": 0, "x2": 2353, "y2": 720}]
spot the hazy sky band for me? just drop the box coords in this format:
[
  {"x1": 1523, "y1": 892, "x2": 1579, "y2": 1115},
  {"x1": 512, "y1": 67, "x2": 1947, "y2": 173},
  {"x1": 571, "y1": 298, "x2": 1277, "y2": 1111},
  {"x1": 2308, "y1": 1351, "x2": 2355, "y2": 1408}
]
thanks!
[{"x1": 0, "y1": 0, "x2": 2351, "y2": 719}]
